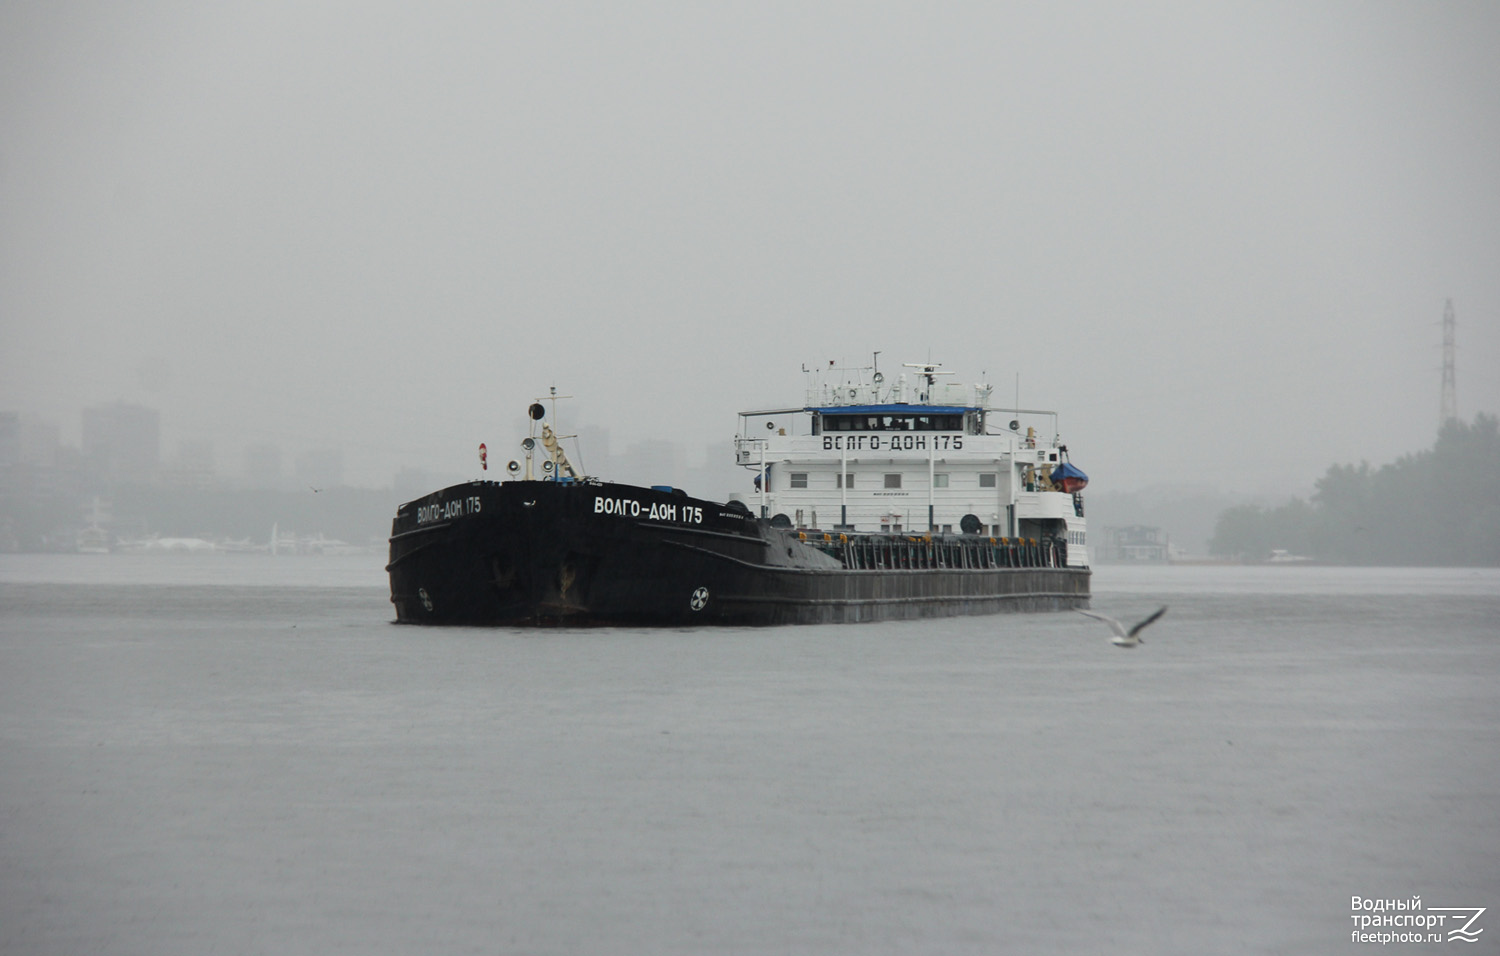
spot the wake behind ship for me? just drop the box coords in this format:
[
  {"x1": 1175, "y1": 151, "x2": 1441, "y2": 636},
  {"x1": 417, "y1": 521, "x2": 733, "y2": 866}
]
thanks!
[{"x1": 388, "y1": 361, "x2": 1090, "y2": 626}]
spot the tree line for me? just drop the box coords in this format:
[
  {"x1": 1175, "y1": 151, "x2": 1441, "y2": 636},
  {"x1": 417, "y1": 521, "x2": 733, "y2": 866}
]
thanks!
[{"x1": 1209, "y1": 413, "x2": 1500, "y2": 565}]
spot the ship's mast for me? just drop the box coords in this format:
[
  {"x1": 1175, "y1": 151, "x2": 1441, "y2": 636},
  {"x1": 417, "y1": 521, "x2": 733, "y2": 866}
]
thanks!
[{"x1": 522, "y1": 388, "x2": 579, "y2": 481}]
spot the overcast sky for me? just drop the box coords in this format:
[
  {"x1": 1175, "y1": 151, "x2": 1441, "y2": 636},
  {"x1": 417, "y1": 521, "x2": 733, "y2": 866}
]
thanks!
[{"x1": 3, "y1": 1, "x2": 1497, "y2": 495}]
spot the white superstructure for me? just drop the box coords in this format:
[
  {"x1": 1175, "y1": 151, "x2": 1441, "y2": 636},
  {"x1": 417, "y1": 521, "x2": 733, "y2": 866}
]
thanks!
[{"x1": 734, "y1": 361, "x2": 1089, "y2": 568}]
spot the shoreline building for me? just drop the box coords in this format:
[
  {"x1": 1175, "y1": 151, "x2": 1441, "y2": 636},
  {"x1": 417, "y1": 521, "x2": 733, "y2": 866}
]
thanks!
[{"x1": 1100, "y1": 525, "x2": 1170, "y2": 563}]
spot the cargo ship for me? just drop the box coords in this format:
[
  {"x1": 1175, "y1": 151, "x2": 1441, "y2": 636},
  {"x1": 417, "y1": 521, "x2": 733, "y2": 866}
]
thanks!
[{"x1": 387, "y1": 361, "x2": 1089, "y2": 626}]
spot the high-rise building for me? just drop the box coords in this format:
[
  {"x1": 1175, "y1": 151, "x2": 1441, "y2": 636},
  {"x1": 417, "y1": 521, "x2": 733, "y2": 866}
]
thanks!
[
  {"x1": 574, "y1": 424, "x2": 611, "y2": 477},
  {"x1": 244, "y1": 443, "x2": 284, "y2": 489},
  {"x1": 295, "y1": 447, "x2": 344, "y2": 490},
  {"x1": 20, "y1": 417, "x2": 59, "y2": 468},
  {"x1": 81, "y1": 402, "x2": 160, "y2": 485},
  {"x1": 162, "y1": 439, "x2": 216, "y2": 488},
  {"x1": 614, "y1": 439, "x2": 684, "y2": 488},
  {"x1": 0, "y1": 412, "x2": 19, "y2": 468}
]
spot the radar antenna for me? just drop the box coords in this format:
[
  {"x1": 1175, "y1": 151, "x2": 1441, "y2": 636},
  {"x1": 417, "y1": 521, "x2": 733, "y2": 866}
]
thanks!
[{"x1": 902, "y1": 362, "x2": 955, "y2": 387}]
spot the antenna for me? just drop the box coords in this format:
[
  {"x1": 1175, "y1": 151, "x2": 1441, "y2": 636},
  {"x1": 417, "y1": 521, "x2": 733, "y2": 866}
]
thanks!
[
  {"x1": 1440, "y1": 298, "x2": 1457, "y2": 429},
  {"x1": 902, "y1": 362, "x2": 953, "y2": 387}
]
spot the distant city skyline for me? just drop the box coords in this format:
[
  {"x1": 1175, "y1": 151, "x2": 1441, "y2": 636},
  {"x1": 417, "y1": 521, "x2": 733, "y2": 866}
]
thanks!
[
  {"x1": 4, "y1": 4, "x2": 1497, "y2": 496},
  {"x1": 1, "y1": 399, "x2": 753, "y2": 502}
]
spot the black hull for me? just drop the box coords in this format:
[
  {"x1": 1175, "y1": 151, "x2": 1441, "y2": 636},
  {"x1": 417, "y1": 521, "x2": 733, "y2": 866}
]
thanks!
[{"x1": 387, "y1": 480, "x2": 1089, "y2": 626}]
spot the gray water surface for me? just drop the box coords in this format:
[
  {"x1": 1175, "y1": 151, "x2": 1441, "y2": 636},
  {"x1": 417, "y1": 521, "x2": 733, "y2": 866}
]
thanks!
[{"x1": 3, "y1": 558, "x2": 1497, "y2": 954}]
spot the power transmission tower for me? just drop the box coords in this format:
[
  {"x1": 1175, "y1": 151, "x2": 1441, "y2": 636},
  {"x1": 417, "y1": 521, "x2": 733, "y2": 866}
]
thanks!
[{"x1": 1440, "y1": 299, "x2": 1458, "y2": 429}]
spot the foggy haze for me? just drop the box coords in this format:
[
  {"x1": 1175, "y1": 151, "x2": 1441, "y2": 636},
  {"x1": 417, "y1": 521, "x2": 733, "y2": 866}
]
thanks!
[{"x1": 3, "y1": 2, "x2": 1497, "y2": 496}]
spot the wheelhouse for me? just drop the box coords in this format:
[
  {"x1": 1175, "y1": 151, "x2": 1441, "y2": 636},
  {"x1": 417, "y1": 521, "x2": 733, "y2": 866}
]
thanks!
[{"x1": 733, "y1": 361, "x2": 1089, "y2": 567}]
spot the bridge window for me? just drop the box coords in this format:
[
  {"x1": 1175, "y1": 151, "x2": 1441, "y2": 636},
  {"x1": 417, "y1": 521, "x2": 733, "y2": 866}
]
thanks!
[
  {"x1": 979, "y1": 473, "x2": 997, "y2": 488},
  {"x1": 884, "y1": 474, "x2": 902, "y2": 489},
  {"x1": 820, "y1": 413, "x2": 967, "y2": 432},
  {"x1": 934, "y1": 473, "x2": 949, "y2": 488},
  {"x1": 790, "y1": 473, "x2": 808, "y2": 489}
]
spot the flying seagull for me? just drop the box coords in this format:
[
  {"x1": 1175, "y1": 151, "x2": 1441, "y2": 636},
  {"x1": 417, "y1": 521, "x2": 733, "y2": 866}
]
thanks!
[{"x1": 1076, "y1": 606, "x2": 1167, "y2": 647}]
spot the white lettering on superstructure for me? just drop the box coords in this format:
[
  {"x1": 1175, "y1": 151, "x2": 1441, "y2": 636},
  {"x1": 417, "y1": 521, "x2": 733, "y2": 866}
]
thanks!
[{"x1": 822, "y1": 434, "x2": 963, "y2": 452}]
